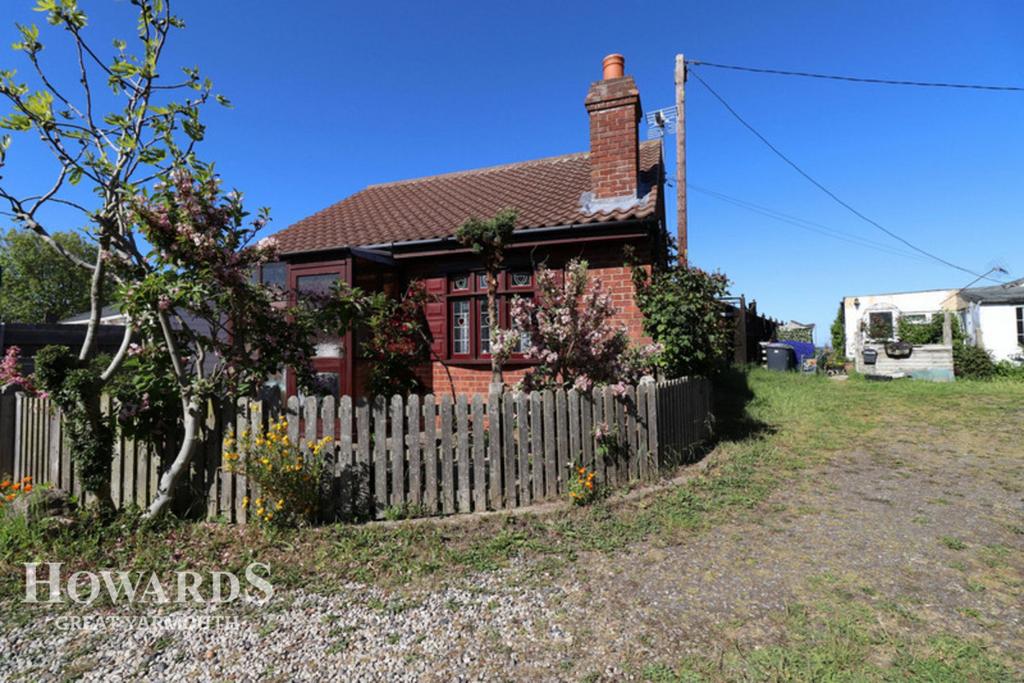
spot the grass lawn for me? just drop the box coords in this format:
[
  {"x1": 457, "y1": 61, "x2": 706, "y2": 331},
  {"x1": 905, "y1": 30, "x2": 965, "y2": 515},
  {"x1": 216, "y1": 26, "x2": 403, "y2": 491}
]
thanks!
[{"x1": 2, "y1": 369, "x2": 1022, "y2": 680}]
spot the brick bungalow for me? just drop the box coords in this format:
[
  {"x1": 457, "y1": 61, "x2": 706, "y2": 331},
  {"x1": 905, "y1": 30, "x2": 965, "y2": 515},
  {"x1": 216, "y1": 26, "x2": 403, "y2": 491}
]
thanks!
[{"x1": 266, "y1": 54, "x2": 668, "y2": 398}]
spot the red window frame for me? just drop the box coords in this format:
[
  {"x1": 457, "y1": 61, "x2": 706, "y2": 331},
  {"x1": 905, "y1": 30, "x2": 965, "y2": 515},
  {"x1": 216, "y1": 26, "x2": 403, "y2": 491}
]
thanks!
[
  {"x1": 287, "y1": 260, "x2": 352, "y2": 397},
  {"x1": 444, "y1": 270, "x2": 536, "y2": 362}
]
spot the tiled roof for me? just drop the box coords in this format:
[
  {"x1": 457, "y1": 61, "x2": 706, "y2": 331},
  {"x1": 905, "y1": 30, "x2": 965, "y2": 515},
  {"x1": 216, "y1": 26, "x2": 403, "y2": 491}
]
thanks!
[{"x1": 274, "y1": 140, "x2": 663, "y2": 255}]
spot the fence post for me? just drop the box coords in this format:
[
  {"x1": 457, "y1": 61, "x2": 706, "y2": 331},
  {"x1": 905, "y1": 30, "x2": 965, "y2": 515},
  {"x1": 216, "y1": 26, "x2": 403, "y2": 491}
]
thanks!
[{"x1": 0, "y1": 385, "x2": 18, "y2": 477}]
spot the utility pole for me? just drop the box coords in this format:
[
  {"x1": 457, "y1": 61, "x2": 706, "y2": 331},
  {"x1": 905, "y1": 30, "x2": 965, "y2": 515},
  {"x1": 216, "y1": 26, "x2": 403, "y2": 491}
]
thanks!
[{"x1": 675, "y1": 54, "x2": 687, "y2": 267}]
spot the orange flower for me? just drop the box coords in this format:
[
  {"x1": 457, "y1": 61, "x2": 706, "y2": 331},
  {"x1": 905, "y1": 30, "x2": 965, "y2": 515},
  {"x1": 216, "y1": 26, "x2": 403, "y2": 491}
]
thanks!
[
  {"x1": 5, "y1": 494, "x2": 14, "y2": 502},
  {"x1": 11, "y1": 483, "x2": 20, "y2": 491},
  {"x1": 23, "y1": 484, "x2": 32, "y2": 493},
  {"x1": 1, "y1": 480, "x2": 10, "y2": 489}
]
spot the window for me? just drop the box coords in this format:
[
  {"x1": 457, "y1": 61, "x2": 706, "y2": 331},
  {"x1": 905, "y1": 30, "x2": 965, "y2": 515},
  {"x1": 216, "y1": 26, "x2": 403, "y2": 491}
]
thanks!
[
  {"x1": 867, "y1": 311, "x2": 894, "y2": 340},
  {"x1": 510, "y1": 271, "x2": 531, "y2": 288},
  {"x1": 295, "y1": 273, "x2": 338, "y2": 298},
  {"x1": 901, "y1": 313, "x2": 928, "y2": 324},
  {"x1": 452, "y1": 300, "x2": 470, "y2": 355},
  {"x1": 445, "y1": 270, "x2": 536, "y2": 361},
  {"x1": 259, "y1": 262, "x2": 287, "y2": 288},
  {"x1": 1017, "y1": 307, "x2": 1024, "y2": 345},
  {"x1": 479, "y1": 300, "x2": 491, "y2": 354}
]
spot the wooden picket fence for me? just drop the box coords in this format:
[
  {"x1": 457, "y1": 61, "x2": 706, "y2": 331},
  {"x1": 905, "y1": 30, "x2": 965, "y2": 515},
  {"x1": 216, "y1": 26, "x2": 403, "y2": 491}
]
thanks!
[{"x1": 4, "y1": 378, "x2": 713, "y2": 522}]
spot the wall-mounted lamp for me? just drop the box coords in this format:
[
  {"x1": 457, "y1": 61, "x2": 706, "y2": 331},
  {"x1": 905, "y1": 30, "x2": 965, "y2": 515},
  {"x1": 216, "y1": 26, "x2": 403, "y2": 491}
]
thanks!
[{"x1": 853, "y1": 297, "x2": 861, "y2": 309}]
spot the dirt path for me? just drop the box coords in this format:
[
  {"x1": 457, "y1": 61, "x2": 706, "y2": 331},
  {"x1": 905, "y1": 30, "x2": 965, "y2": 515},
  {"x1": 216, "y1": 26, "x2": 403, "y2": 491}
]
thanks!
[{"x1": 547, "y1": 422, "x2": 1023, "y2": 679}]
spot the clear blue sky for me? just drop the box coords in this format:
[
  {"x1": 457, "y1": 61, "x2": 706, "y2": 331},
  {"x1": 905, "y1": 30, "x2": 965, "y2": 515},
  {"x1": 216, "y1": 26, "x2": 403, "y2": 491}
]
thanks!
[{"x1": 3, "y1": 1, "x2": 1023, "y2": 343}]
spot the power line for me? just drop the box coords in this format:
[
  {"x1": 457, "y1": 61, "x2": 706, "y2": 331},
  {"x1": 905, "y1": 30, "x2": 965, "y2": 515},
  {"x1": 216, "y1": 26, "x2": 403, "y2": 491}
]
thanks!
[
  {"x1": 685, "y1": 66, "x2": 1004, "y2": 283},
  {"x1": 683, "y1": 182, "x2": 937, "y2": 263},
  {"x1": 685, "y1": 59, "x2": 1024, "y2": 92}
]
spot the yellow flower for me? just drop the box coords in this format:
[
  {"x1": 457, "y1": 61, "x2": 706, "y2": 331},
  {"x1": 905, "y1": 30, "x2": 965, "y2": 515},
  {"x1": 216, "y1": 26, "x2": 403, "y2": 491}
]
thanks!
[
  {"x1": 242, "y1": 496, "x2": 250, "y2": 508},
  {"x1": 276, "y1": 499, "x2": 284, "y2": 510}
]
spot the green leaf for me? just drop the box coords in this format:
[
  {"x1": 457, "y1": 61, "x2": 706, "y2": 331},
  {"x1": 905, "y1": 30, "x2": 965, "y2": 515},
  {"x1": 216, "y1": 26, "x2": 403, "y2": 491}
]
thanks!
[
  {"x1": 215, "y1": 94, "x2": 232, "y2": 109},
  {"x1": 68, "y1": 166, "x2": 83, "y2": 185},
  {"x1": 113, "y1": 38, "x2": 126, "y2": 51},
  {"x1": 0, "y1": 114, "x2": 33, "y2": 131},
  {"x1": 24, "y1": 90, "x2": 55, "y2": 121}
]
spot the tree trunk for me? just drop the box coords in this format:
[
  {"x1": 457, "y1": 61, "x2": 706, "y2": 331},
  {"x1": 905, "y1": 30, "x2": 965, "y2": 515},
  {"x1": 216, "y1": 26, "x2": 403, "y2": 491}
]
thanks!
[
  {"x1": 143, "y1": 395, "x2": 203, "y2": 518},
  {"x1": 487, "y1": 273, "x2": 502, "y2": 386}
]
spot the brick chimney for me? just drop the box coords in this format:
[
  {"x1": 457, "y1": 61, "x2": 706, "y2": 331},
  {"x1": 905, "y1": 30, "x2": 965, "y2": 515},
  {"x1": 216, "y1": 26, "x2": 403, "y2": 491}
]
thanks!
[{"x1": 585, "y1": 54, "x2": 642, "y2": 199}]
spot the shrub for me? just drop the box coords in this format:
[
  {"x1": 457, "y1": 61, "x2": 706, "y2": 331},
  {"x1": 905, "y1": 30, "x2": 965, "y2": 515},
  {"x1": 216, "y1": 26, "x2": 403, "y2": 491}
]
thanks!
[
  {"x1": 632, "y1": 263, "x2": 731, "y2": 378},
  {"x1": 223, "y1": 417, "x2": 331, "y2": 526},
  {"x1": 953, "y1": 343, "x2": 996, "y2": 379},
  {"x1": 897, "y1": 315, "x2": 964, "y2": 346},
  {"x1": 993, "y1": 360, "x2": 1024, "y2": 381},
  {"x1": 830, "y1": 302, "x2": 845, "y2": 354}
]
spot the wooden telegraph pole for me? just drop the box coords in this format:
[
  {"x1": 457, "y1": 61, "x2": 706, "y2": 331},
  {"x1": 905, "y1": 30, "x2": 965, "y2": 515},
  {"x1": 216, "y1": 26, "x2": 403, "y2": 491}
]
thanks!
[{"x1": 675, "y1": 54, "x2": 687, "y2": 267}]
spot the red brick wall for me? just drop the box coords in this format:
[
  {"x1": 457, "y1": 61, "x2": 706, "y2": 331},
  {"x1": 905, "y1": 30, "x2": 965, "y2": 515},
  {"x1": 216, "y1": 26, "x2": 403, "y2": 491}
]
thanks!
[{"x1": 413, "y1": 261, "x2": 651, "y2": 397}]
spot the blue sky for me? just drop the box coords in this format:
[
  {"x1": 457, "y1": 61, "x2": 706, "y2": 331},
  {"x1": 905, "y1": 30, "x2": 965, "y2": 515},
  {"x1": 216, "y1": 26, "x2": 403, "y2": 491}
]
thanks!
[{"x1": 3, "y1": 1, "x2": 1022, "y2": 343}]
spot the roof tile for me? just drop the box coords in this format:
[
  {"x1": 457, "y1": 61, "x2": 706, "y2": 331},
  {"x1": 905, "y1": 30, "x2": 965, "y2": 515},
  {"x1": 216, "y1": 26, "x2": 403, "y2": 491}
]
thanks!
[{"x1": 274, "y1": 140, "x2": 662, "y2": 254}]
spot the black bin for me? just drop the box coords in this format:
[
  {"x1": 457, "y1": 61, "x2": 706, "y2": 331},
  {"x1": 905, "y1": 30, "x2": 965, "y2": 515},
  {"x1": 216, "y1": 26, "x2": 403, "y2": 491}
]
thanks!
[
  {"x1": 766, "y1": 343, "x2": 796, "y2": 371},
  {"x1": 862, "y1": 348, "x2": 879, "y2": 365}
]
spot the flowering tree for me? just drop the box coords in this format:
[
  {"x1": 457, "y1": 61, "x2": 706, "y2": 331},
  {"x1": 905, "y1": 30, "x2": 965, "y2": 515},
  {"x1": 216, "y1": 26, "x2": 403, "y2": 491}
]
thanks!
[
  {"x1": 508, "y1": 258, "x2": 660, "y2": 392},
  {"x1": 357, "y1": 281, "x2": 431, "y2": 397},
  {"x1": 0, "y1": 2, "x2": 345, "y2": 516},
  {"x1": 455, "y1": 209, "x2": 517, "y2": 386},
  {"x1": 0, "y1": 346, "x2": 38, "y2": 394}
]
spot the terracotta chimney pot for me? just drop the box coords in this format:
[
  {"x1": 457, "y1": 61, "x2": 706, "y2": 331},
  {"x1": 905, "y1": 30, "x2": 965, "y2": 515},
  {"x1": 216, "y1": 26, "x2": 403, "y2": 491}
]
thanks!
[{"x1": 602, "y1": 54, "x2": 625, "y2": 80}]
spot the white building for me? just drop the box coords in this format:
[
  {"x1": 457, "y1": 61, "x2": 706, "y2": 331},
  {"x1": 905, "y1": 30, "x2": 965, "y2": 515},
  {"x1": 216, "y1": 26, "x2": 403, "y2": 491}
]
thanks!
[
  {"x1": 841, "y1": 278, "x2": 1024, "y2": 363},
  {"x1": 841, "y1": 288, "x2": 960, "y2": 359},
  {"x1": 961, "y1": 279, "x2": 1024, "y2": 362}
]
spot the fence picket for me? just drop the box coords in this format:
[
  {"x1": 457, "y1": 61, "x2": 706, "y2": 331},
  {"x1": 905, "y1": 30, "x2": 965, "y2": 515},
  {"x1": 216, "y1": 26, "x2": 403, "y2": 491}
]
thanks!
[
  {"x1": 515, "y1": 392, "x2": 529, "y2": 507},
  {"x1": 439, "y1": 394, "x2": 454, "y2": 514},
  {"x1": 603, "y1": 388, "x2": 617, "y2": 487},
  {"x1": 580, "y1": 390, "x2": 593, "y2": 472},
  {"x1": 373, "y1": 396, "x2": 387, "y2": 517},
  {"x1": 338, "y1": 396, "x2": 353, "y2": 519},
  {"x1": 456, "y1": 394, "x2": 470, "y2": 513},
  {"x1": 320, "y1": 395, "x2": 336, "y2": 519},
  {"x1": 555, "y1": 389, "x2": 568, "y2": 493},
  {"x1": 355, "y1": 398, "x2": 370, "y2": 518},
  {"x1": 422, "y1": 395, "x2": 437, "y2": 514},
  {"x1": 591, "y1": 387, "x2": 604, "y2": 485},
  {"x1": 472, "y1": 394, "x2": 486, "y2": 511},
  {"x1": 626, "y1": 385, "x2": 638, "y2": 482},
  {"x1": 637, "y1": 383, "x2": 650, "y2": 481},
  {"x1": 487, "y1": 389, "x2": 502, "y2": 510},
  {"x1": 391, "y1": 394, "x2": 405, "y2": 508},
  {"x1": 543, "y1": 390, "x2": 556, "y2": 499},
  {"x1": 406, "y1": 394, "x2": 421, "y2": 508},
  {"x1": 502, "y1": 392, "x2": 516, "y2": 505},
  {"x1": 530, "y1": 391, "x2": 544, "y2": 500}
]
